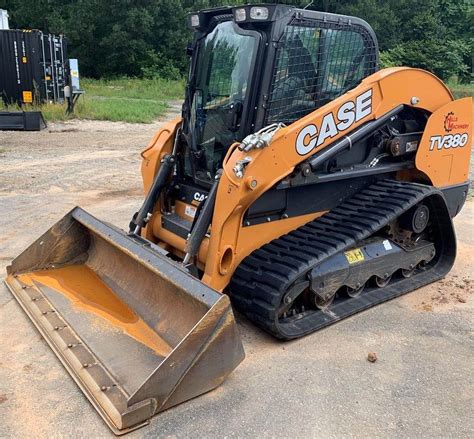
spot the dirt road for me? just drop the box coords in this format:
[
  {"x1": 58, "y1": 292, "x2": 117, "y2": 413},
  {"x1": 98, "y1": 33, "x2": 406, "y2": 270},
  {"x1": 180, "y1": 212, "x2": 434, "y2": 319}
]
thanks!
[{"x1": 0, "y1": 110, "x2": 472, "y2": 437}]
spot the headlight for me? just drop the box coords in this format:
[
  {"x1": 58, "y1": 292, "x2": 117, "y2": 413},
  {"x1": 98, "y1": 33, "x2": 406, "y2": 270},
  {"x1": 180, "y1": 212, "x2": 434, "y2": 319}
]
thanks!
[
  {"x1": 250, "y1": 7, "x2": 269, "y2": 20},
  {"x1": 234, "y1": 8, "x2": 247, "y2": 22}
]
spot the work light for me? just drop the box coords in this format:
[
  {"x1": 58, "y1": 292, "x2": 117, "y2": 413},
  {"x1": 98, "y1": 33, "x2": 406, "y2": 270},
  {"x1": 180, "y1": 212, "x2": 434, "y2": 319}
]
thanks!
[
  {"x1": 190, "y1": 14, "x2": 200, "y2": 27},
  {"x1": 234, "y1": 8, "x2": 246, "y2": 22},
  {"x1": 250, "y1": 7, "x2": 269, "y2": 20}
]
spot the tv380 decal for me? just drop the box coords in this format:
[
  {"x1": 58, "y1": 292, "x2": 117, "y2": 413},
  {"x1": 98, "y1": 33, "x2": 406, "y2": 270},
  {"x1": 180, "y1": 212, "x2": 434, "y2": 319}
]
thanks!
[
  {"x1": 429, "y1": 112, "x2": 469, "y2": 151},
  {"x1": 429, "y1": 133, "x2": 469, "y2": 151},
  {"x1": 296, "y1": 89, "x2": 373, "y2": 156}
]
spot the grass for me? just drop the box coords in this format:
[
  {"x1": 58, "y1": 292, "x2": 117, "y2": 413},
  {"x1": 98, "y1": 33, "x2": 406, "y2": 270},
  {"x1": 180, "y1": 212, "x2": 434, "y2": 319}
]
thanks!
[
  {"x1": 448, "y1": 81, "x2": 473, "y2": 100},
  {"x1": 1, "y1": 76, "x2": 470, "y2": 123},
  {"x1": 0, "y1": 77, "x2": 185, "y2": 124}
]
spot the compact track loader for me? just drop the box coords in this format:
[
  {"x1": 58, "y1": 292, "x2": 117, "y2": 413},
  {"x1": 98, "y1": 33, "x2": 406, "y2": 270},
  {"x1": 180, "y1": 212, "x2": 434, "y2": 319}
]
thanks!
[{"x1": 5, "y1": 4, "x2": 472, "y2": 434}]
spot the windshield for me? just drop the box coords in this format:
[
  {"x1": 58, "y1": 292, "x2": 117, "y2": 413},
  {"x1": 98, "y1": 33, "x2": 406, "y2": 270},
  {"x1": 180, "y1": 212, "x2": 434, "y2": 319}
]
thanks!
[{"x1": 187, "y1": 21, "x2": 258, "y2": 184}]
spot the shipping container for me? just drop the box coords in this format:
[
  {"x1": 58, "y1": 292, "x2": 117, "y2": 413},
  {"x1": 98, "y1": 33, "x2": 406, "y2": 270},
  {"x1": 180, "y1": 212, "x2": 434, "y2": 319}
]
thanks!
[
  {"x1": 0, "y1": 29, "x2": 68, "y2": 105},
  {"x1": 41, "y1": 33, "x2": 67, "y2": 102}
]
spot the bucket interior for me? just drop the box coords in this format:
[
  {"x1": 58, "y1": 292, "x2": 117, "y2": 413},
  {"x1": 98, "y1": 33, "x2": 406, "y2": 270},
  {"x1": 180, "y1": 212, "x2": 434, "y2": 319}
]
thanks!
[{"x1": 8, "y1": 212, "x2": 216, "y2": 396}]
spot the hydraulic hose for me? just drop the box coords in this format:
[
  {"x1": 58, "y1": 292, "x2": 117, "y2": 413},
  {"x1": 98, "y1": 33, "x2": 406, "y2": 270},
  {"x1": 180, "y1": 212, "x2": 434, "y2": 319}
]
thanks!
[
  {"x1": 130, "y1": 154, "x2": 175, "y2": 234},
  {"x1": 308, "y1": 105, "x2": 404, "y2": 171},
  {"x1": 183, "y1": 170, "x2": 222, "y2": 265}
]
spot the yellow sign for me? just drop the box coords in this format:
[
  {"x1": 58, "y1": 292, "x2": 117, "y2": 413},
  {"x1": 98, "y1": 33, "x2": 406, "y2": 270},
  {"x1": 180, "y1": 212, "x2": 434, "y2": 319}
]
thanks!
[
  {"x1": 344, "y1": 248, "x2": 365, "y2": 265},
  {"x1": 22, "y1": 56, "x2": 27, "y2": 63},
  {"x1": 22, "y1": 91, "x2": 33, "y2": 103}
]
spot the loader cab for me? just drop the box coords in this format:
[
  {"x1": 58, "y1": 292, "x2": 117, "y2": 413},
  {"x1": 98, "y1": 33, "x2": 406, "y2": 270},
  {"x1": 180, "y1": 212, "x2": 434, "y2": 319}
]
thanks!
[{"x1": 181, "y1": 4, "x2": 379, "y2": 187}]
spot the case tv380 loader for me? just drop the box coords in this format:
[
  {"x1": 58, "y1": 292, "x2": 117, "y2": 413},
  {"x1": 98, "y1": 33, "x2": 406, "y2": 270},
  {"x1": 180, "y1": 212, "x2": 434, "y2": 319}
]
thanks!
[{"x1": 5, "y1": 4, "x2": 472, "y2": 434}]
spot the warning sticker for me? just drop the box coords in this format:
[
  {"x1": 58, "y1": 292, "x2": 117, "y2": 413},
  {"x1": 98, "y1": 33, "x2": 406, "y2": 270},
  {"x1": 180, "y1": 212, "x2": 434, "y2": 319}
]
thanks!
[
  {"x1": 22, "y1": 91, "x2": 33, "y2": 103},
  {"x1": 344, "y1": 248, "x2": 365, "y2": 265},
  {"x1": 185, "y1": 205, "x2": 197, "y2": 219}
]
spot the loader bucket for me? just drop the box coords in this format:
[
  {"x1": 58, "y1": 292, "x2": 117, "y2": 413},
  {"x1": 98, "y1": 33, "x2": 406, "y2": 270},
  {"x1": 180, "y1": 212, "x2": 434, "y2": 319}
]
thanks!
[{"x1": 5, "y1": 207, "x2": 244, "y2": 434}]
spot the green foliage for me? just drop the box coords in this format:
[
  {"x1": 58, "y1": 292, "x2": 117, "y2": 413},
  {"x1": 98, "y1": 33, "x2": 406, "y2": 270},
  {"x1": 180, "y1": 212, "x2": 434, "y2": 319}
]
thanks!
[
  {"x1": 140, "y1": 50, "x2": 182, "y2": 79},
  {"x1": 327, "y1": 0, "x2": 472, "y2": 82},
  {"x1": 74, "y1": 96, "x2": 168, "y2": 123},
  {"x1": 448, "y1": 80, "x2": 474, "y2": 99},
  {"x1": 0, "y1": 77, "x2": 185, "y2": 123},
  {"x1": 74, "y1": 77, "x2": 184, "y2": 122},
  {"x1": 80, "y1": 77, "x2": 184, "y2": 101},
  {"x1": 336, "y1": 0, "x2": 400, "y2": 51},
  {"x1": 1, "y1": 0, "x2": 190, "y2": 79},
  {"x1": 0, "y1": 0, "x2": 471, "y2": 82},
  {"x1": 381, "y1": 39, "x2": 470, "y2": 80}
]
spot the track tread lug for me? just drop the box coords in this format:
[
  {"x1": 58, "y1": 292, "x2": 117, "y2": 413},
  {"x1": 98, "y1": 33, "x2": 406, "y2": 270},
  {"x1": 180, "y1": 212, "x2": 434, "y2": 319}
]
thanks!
[{"x1": 229, "y1": 180, "x2": 454, "y2": 339}]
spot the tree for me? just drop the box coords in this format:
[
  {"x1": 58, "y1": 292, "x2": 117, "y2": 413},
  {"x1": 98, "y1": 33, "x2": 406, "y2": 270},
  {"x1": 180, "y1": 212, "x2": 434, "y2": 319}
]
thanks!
[
  {"x1": 376, "y1": 0, "x2": 471, "y2": 81},
  {"x1": 0, "y1": 0, "x2": 471, "y2": 81}
]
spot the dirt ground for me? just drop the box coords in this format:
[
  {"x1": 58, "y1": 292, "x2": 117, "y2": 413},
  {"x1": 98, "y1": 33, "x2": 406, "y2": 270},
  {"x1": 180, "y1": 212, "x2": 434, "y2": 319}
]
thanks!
[{"x1": 0, "y1": 108, "x2": 473, "y2": 437}]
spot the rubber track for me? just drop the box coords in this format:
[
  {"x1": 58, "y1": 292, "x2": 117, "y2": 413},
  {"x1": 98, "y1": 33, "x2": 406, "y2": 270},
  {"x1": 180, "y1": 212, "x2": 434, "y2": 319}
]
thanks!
[{"x1": 229, "y1": 180, "x2": 455, "y2": 339}]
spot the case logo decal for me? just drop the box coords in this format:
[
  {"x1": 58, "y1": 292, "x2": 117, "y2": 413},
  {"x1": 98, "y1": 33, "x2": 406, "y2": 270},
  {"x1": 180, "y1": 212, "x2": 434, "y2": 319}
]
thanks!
[
  {"x1": 193, "y1": 191, "x2": 207, "y2": 202},
  {"x1": 296, "y1": 89, "x2": 373, "y2": 156}
]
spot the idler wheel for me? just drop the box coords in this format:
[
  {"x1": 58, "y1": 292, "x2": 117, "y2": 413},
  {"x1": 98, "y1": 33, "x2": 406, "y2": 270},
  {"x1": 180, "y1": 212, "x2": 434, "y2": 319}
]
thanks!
[{"x1": 400, "y1": 204, "x2": 430, "y2": 234}]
